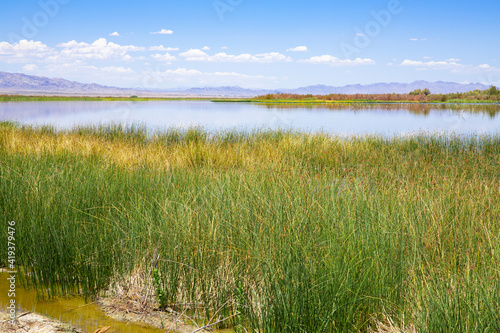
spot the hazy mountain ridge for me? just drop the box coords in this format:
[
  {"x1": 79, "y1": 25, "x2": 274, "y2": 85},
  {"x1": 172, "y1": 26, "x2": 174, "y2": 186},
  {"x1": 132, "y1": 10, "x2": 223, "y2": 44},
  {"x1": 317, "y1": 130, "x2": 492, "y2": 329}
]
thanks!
[
  {"x1": 0, "y1": 71, "x2": 138, "y2": 96},
  {"x1": 285, "y1": 81, "x2": 490, "y2": 95},
  {"x1": 0, "y1": 71, "x2": 490, "y2": 97}
]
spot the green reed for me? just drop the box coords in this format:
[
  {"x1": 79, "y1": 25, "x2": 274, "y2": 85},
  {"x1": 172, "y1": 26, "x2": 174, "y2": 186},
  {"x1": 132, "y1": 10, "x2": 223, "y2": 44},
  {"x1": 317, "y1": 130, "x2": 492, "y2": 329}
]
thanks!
[{"x1": 0, "y1": 122, "x2": 499, "y2": 332}]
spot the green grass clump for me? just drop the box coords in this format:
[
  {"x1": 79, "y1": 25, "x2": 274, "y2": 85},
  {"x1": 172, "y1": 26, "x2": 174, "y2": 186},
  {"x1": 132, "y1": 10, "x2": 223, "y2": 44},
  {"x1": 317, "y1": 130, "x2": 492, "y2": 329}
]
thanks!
[{"x1": 1, "y1": 123, "x2": 499, "y2": 332}]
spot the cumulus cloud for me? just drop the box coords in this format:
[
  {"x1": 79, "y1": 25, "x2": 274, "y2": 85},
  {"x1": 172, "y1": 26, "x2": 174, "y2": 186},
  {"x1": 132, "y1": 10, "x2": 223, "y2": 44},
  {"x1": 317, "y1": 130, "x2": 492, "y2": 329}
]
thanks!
[
  {"x1": 286, "y1": 46, "x2": 308, "y2": 52},
  {"x1": 300, "y1": 55, "x2": 375, "y2": 66},
  {"x1": 179, "y1": 49, "x2": 292, "y2": 63},
  {"x1": 101, "y1": 66, "x2": 133, "y2": 73},
  {"x1": 22, "y1": 64, "x2": 38, "y2": 72},
  {"x1": 149, "y1": 45, "x2": 179, "y2": 52},
  {"x1": 0, "y1": 39, "x2": 148, "y2": 64},
  {"x1": 0, "y1": 40, "x2": 51, "y2": 54},
  {"x1": 54, "y1": 38, "x2": 145, "y2": 61},
  {"x1": 150, "y1": 29, "x2": 174, "y2": 35},
  {"x1": 151, "y1": 52, "x2": 177, "y2": 62},
  {"x1": 400, "y1": 59, "x2": 463, "y2": 70},
  {"x1": 40, "y1": 62, "x2": 135, "y2": 85},
  {"x1": 400, "y1": 58, "x2": 499, "y2": 73},
  {"x1": 143, "y1": 67, "x2": 278, "y2": 87},
  {"x1": 109, "y1": 32, "x2": 120, "y2": 37},
  {"x1": 43, "y1": 61, "x2": 134, "y2": 74},
  {"x1": 0, "y1": 40, "x2": 53, "y2": 62},
  {"x1": 201, "y1": 46, "x2": 210, "y2": 51}
]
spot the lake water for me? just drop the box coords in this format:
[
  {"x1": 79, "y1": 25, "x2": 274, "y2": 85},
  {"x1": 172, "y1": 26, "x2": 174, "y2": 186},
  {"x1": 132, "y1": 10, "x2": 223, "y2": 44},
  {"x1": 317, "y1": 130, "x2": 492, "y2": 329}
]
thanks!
[{"x1": 1, "y1": 101, "x2": 500, "y2": 136}]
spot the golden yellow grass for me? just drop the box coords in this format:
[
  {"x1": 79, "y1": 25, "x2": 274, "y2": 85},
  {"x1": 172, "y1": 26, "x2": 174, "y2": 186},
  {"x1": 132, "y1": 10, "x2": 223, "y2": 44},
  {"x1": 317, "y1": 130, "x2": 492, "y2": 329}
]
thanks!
[{"x1": 2, "y1": 123, "x2": 500, "y2": 331}]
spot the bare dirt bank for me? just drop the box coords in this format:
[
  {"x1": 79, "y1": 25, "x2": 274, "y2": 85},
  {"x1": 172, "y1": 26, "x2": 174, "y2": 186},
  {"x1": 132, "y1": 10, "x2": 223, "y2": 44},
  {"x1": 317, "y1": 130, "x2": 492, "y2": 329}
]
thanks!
[{"x1": 0, "y1": 310, "x2": 79, "y2": 333}]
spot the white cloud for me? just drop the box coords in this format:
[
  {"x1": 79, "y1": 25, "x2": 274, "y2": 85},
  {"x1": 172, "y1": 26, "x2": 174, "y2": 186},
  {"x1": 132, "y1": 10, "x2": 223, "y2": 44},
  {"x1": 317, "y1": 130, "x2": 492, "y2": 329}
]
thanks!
[
  {"x1": 250, "y1": 52, "x2": 292, "y2": 63},
  {"x1": 149, "y1": 45, "x2": 179, "y2": 52},
  {"x1": 286, "y1": 46, "x2": 308, "y2": 52},
  {"x1": 22, "y1": 64, "x2": 38, "y2": 72},
  {"x1": 143, "y1": 67, "x2": 278, "y2": 88},
  {"x1": 150, "y1": 29, "x2": 174, "y2": 35},
  {"x1": 409, "y1": 38, "x2": 418, "y2": 41},
  {"x1": 109, "y1": 32, "x2": 120, "y2": 37},
  {"x1": 423, "y1": 56, "x2": 432, "y2": 59},
  {"x1": 179, "y1": 49, "x2": 292, "y2": 63},
  {"x1": 300, "y1": 55, "x2": 375, "y2": 66},
  {"x1": 221, "y1": 46, "x2": 228, "y2": 50},
  {"x1": 54, "y1": 38, "x2": 145, "y2": 61},
  {"x1": 151, "y1": 52, "x2": 177, "y2": 62},
  {"x1": 0, "y1": 39, "x2": 147, "y2": 64},
  {"x1": 0, "y1": 40, "x2": 51, "y2": 54},
  {"x1": 400, "y1": 59, "x2": 463, "y2": 70},
  {"x1": 400, "y1": 59, "x2": 499, "y2": 73},
  {"x1": 356, "y1": 33, "x2": 366, "y2": 37},
  {"x1": 43, "y1": 61, "x2": 134, "y2": 74},
  {"x1": 163, "y1": 68, "x2": 203, "y2": 76},
  {"x1": 101, "y1": 66, "x2": 133, "y2": 73},
  {"x1": 0, "y1": 40, "x2": 53, "y2": 62},
  {"x1": 179, "y1": 49, "x2": 208, "y2": 59},
  {"x1": 201, "y1": 46, "x2": 210, "y2": 51},
  {"x1": 39, "y1": 62, "x2": 127, "y2": 78}
]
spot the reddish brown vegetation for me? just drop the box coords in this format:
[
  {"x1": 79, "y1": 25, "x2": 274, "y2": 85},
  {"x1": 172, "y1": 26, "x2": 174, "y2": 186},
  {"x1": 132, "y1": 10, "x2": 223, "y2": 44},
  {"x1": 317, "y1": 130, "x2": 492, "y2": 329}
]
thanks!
[{"x1": 256, "y1": 86, "x2": 500, "y2": 102}]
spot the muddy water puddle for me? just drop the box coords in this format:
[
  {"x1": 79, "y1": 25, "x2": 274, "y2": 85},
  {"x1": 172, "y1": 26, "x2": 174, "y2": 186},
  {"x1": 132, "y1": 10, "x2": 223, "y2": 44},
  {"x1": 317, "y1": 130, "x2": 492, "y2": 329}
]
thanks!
[{"x1": 0, "y1": 272, "x2": 173, "y2": 332}]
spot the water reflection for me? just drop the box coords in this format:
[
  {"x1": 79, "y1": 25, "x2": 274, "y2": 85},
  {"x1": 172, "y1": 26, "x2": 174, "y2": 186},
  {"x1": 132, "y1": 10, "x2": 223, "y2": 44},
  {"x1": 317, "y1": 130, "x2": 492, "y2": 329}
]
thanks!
[
  {"x1": 257, "y1": 102, "x2": 500, "y2": 119},
  {"x1": 0, "y1": 272, "x2": 167, "y2": 333},
  {"x1": 0, "y1": 101, "x2": 130, "y2": 119},
  {"x1": 1, "y1": 101, "x2": 500, "y2": 135}
]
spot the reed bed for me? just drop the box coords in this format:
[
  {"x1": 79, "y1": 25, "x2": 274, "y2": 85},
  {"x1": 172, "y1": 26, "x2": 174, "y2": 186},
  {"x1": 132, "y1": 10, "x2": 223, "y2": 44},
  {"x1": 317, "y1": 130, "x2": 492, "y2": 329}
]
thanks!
[{"x1": 1, "y1": 121, "x2": 499, "y2": 332}]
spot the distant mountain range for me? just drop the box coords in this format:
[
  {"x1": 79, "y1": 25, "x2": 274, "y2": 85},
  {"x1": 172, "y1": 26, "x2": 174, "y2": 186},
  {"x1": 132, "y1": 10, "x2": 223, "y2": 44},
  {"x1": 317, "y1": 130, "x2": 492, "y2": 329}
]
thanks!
[
  {"x1": 285, "y1": 81, "x2": 489, "y2": 95},
  {"x1": 0, "y1": 71, "x2": 490, "y2": 97},
  {"x1": 0, "y1": 71, "x2": 142, "y2": 96}
]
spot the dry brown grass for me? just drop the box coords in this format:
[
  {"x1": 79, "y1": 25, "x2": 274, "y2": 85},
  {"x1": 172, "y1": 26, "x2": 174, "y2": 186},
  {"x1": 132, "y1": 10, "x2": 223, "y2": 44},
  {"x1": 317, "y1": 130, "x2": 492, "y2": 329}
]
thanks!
[{"x1": 369, "y1": 316, "x2": 416, "y2": 333}]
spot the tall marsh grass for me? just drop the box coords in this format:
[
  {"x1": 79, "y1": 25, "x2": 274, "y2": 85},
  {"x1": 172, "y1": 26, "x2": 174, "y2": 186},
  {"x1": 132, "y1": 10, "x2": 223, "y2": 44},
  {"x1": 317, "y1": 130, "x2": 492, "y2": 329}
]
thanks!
[{"x1": 1, "y1": 122, "x2": 499, "y2": 332}]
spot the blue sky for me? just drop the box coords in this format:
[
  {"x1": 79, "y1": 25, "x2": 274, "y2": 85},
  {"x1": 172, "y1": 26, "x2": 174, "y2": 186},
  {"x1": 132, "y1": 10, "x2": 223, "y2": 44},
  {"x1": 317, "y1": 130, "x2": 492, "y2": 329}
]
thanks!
[{"x1": 1, "y1": 0, "x2": 499, "y2": 89}]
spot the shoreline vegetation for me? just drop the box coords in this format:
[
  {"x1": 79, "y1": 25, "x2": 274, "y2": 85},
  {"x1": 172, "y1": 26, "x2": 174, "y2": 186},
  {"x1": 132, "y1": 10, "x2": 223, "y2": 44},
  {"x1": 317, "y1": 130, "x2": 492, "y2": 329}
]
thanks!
[
  {"x1": 217, "y1": 86, "x2": 500, "y2": 104},
  {"x1": 1, "y1": 122, "x2": 499, "y2": 332},
  {"x1": 1, "y1": 86, "x2": 499, "y2": 104}
]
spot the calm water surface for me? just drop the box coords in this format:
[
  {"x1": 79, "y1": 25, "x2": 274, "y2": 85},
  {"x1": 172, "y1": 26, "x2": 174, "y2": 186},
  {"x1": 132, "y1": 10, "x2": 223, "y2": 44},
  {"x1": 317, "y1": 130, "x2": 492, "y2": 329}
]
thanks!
[{"x1": 1, "y1": 100, "x2": 500, "y2": 135}]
